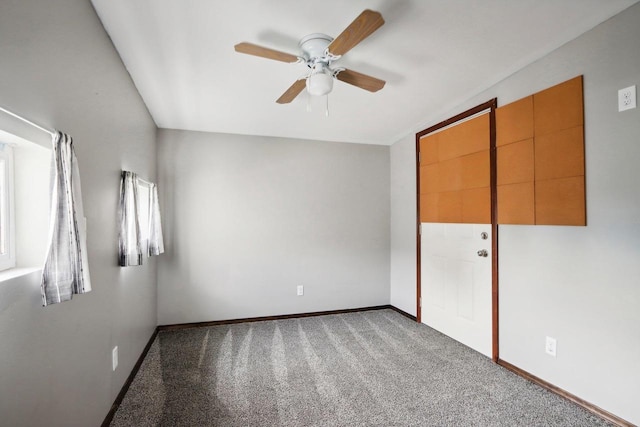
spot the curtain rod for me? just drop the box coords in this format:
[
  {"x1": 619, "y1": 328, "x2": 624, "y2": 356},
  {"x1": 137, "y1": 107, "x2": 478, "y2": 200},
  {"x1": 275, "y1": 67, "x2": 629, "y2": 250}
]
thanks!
[
  {"x1": 122, "y1": 169, "x2": 155, "y2": 187},
  {"x1": 0, "y1": 106, "x2": 55, "y2": 137},
  {"x1": 123, "y1": 170, "x2": 154, "y2": 187},
  {"x1": 136, "y1": 177, "x2": 154, "y2": 187}
]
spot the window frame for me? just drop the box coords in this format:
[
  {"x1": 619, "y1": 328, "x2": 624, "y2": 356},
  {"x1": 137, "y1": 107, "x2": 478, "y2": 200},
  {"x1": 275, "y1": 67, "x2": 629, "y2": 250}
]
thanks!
[
  {"x1": 135, "y1": 178, "x2": 152, "y2": 258},
  {"x1": 0, "y1": 144, "x2": 16, "y2": 271}
]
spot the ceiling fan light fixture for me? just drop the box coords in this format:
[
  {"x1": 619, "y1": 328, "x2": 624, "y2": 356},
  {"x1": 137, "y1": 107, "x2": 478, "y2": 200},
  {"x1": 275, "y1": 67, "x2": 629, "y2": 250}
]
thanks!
[
  {"x1": 234, "y1": 9, "x2": 385, "y2": 104},
  {"x1": 306, "y1": 68, "x2": 333, "y2": 96}
]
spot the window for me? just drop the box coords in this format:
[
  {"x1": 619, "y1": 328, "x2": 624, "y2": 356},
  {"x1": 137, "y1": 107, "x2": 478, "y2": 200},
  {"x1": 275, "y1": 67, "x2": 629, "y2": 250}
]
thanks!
[
  {"x1": 0, "y1": 143, "x2": 15, "y2": 271},
  {"x1": 0, "y1": 129, "x2": 50, "y2": 275},
  {"x1": 136, "y1": 180, "x2": 151, "y2": 256}
]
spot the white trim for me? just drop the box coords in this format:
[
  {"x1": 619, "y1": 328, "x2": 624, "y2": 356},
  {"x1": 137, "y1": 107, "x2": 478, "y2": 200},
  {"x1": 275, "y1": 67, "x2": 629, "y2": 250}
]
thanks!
[
  {"x1": 0, "y1": 267, "x2": 40, "y2": 283},
  {"x1": 0, "y1": 106, "x2": 55, "y2": 137},
  {"x1": 0, "y1": 144, "x2": 16, "y2": 271},
  {"x1": 418, "y1": 109, "x2": 491, "y2": 138}
]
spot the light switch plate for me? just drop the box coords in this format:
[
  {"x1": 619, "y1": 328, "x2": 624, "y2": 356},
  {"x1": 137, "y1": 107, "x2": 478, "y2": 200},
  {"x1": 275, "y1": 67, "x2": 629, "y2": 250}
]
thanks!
[{"x1": 618, "y1": 85, "x2": 636, "y2": 111}]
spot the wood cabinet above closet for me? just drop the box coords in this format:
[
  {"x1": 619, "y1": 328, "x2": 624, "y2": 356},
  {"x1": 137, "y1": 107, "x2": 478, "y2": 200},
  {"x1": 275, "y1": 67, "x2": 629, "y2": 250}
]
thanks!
[{"x1": 496, "y1": 76, "x2": 586, "y2": 226}]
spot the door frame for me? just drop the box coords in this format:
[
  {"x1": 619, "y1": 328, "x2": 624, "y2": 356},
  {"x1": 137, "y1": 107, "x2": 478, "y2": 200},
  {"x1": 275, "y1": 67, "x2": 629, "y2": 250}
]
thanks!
[{"x1": 415, "y1": 98, "x2": 499, "y2": 361}]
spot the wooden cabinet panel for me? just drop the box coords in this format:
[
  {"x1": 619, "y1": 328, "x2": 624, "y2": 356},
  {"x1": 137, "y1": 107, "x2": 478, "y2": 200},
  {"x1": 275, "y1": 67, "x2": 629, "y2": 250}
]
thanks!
[
  {"x1": 439, "y1": 158, "x2": 462, "y2": 192},
  {"x1": 438, "y1": 191, "x2": 462, "y2": 223},
  {"x1": 496, "y1": 76, "x2": 585, "y2": 226},
  {"x1": 420, "y1": 134, "x2": 439, "y2": 165},
  {"x1": 420, "y1": 193, "x2": 439, "y2": 223},
  {"x1": 535, "y1": 126, "x2": 584, "y2": 181},
  {"x1": 462, "y1": 187, "x2": 491, "y2": 224},
  {"x1": 534, "y1": 75, "x2": 584, "y2": 137},
  {"x1": 461, "y1": 150, "x2": 490, "y2": 189},
  {"x1": 418, "y1": 111, "x2": 491, "y2": 225},
  {"x1": 497, "y1": 182, "x2": 535, "y2": 225},
  {"x1": 422, "y1": 190, "x2": 487, "y2": 224},
  {"x1": 496, "y1": 96, "x2": 533, "y2": 146},
  {"x1": 496, "y1": 95, "x2": 535, "y2": 225},
  {"x1": 438, "y1": 114, "x2": 489, "y2": 160},
  {"x1": 497, "y1": 139, "x2": 534, "y2": 185},
  {"x1": 420, "y1": 163, "x2": 439, "y2": 194},
  {"x1": 535, "y1": 176, "x2": 586, "y2": 225}
]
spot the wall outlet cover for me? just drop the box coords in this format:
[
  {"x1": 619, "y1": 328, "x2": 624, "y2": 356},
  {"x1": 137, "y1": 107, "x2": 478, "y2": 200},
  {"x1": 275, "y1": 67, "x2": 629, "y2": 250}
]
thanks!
[
  {"x1": 618, "y1": 85, "x2": 636, "y2": 111},
  {"x1": 545, "y1": 336, "x2": 557, "y2": 357},
  {"x1": 297, "y1": 285, "x2": 304, "y2": 296}
]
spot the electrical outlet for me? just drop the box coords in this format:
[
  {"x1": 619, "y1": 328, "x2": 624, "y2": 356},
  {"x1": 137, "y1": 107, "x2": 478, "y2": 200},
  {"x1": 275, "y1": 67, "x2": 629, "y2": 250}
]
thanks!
[
  {"x1": 618, "y1": 85, "x2": 636, "y2": 111},
  {"x1": 297, "y1": 285, "x2": 304, "y2": 296},
  {"x1": 545, "y1": 336, "x2": 557, "y2": 357},
  {"x1": 112, "y1": 346, "x2": 118, "y2": 371}
]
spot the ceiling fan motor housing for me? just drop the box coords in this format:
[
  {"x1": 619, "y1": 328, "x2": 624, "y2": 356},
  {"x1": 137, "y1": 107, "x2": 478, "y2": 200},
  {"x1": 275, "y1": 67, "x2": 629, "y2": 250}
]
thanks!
[{"x1": 299, "y1": 33, "x2": 334, "y2": 63}]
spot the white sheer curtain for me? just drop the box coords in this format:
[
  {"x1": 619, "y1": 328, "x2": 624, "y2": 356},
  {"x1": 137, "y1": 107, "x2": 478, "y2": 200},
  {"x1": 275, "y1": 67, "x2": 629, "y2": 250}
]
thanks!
[
  {"x1": 147, "y1": 184, "x2": 164, "y2": 256},
  {"x1": 118, "y1": 171, "x2": 164, "y2": 266},
  {"x1": 41, "y1": 131, "x2": 91, "y2": 306},
  {"x1": 118, "y1": 171, "x2": 142, "y2": 266}
]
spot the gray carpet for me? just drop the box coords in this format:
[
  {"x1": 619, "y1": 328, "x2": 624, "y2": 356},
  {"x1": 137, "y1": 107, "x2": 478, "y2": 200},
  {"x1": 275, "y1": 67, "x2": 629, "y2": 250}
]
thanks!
[{"x1": 110, "y1": 309, "x2": 610, "y2": 426}]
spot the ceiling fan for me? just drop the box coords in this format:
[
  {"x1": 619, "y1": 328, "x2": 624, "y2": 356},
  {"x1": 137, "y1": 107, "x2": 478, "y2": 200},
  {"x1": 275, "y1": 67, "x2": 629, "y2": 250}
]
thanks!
[{"x1": 234, "y1": 9, "x2": 386, "y2": 104}]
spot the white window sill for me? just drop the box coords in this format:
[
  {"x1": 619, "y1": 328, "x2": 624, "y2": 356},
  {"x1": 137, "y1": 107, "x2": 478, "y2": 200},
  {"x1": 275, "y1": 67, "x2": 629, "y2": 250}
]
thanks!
[{"x1": 0, "y1": 267, "x2": 40, "y2": 283}]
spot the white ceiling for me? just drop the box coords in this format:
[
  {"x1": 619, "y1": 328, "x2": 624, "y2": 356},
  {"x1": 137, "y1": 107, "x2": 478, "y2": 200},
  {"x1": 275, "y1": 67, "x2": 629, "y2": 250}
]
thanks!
[{"x1": 91, "y1": 0, "x2": 638, "y2": 145}]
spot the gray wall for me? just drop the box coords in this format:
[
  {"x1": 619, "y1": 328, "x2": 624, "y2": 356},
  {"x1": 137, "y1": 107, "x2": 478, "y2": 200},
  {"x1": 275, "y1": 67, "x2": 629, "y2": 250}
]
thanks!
[
  {"x1": 390, "y1": 3, "x2": 640, "y2": 424},
  {"x1": 390, "y1": 135, "x2": 417, "y2": 316},
  {"x1": 157, "y1": 130, "x2": 390, "y2": 325},
  {"x1": 0, "y1": 1, "x2": 158, "y2": 426}
]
